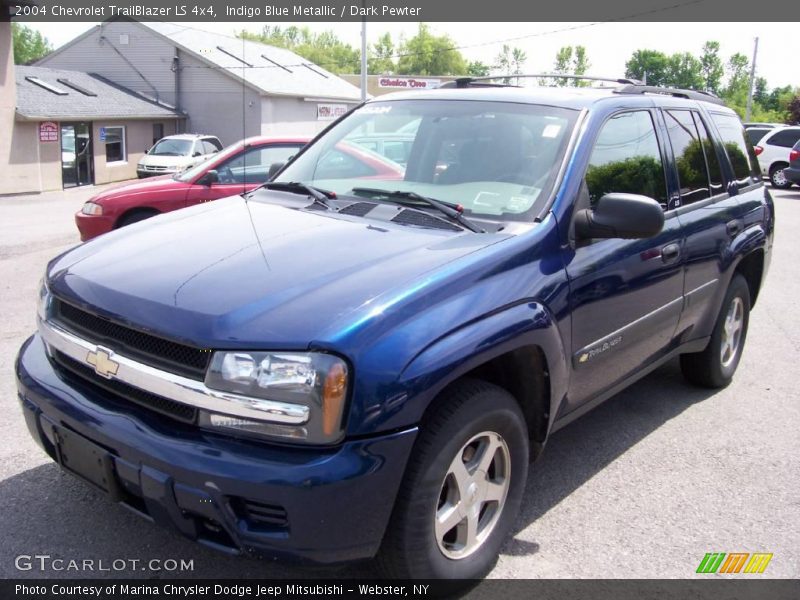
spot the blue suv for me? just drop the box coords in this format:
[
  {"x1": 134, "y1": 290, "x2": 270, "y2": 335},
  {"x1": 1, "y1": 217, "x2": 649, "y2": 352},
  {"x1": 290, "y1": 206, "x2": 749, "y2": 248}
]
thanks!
[{"x1": 16, "y1": 78, "x2": 773, "y2": 579}]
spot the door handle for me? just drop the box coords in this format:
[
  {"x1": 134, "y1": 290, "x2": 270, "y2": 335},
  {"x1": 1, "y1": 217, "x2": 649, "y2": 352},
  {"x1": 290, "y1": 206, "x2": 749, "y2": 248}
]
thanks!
[
  {"x1": 661, "y1": 243, "x2": 681, "y2": 263},
  {"x1": 726, "y1": 220, "x2": 742, "y2": 237}
]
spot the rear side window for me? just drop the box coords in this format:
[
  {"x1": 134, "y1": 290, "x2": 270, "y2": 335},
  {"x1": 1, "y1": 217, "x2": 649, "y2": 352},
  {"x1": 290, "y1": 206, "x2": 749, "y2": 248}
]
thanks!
[
  {"x1": 585, "y1": 110, "x2": 668, "y2": 207},
  {"x1": 709, "y1": 113, "x2": 760, "y2": 189},
  {"x1": 766, "y1": 129, "x2": 800, "y2": 148},
  {"x1": 694, "y1": 114, "x2": 724, "y2": 197},
  {"x1": 664, "y1": 110, "x2": 711, "y2": 206}
]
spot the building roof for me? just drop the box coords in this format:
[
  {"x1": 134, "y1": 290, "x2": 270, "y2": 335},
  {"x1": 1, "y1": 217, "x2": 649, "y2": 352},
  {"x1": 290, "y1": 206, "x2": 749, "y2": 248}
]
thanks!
[
  {"x1": 15, "y1": 66, "x2": 184, "y2": 121},
  {"x1": 138, "y1": 22, "x2": 363, "y2": 102}
]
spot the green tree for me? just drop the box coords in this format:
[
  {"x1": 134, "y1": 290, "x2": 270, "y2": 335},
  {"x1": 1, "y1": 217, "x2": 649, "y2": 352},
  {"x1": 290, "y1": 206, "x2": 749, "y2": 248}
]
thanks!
[
  {"x1": 624, "y1": 49, "x2": 669, "y2": 86},
  {"x1": 546, "y1": 45, "x2": 590, "y2": 86},
  {"x1": 753, "y1": 77, "x2": 769, "y2": 107},
  {"x1": 368, "y1": 32, "x2": 395, "y2": 74},
  {"x1": 724, "y1": 52, "x2": 750, "y2": 97},
  {"x1": 466, "y1": 61, "x2": 491, "y2": 77},
  {"x1": 396, "y1": 24, "x2": 467, "y2": 75},
  {"x1": 494, "y1": 45, "x2": 527, "y2": 84},
  {"x1": 666, "y1": 52, "x2": 704, "y2": 90},
  {"x1": 788, "y1": 95, "x2": 800, "y2": 125},
  {"x1": 238, "y1": 26, "x2": 360, "y2": 74},
  {"x1": 12, "y1": 23, "x2": 52, "y2": 64},
  {"x1": 699, "y1": 41, "x2": 724, "y2": 94}
]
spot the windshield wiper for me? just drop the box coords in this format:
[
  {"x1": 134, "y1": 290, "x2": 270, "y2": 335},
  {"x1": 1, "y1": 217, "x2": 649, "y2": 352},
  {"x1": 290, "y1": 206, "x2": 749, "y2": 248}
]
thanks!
[
  {"x1": 260, "y1": 181, "x2": 337, "y2": 210},
  {"x1": 351, "y1": 187, "x2": 485, "y2": 233}
]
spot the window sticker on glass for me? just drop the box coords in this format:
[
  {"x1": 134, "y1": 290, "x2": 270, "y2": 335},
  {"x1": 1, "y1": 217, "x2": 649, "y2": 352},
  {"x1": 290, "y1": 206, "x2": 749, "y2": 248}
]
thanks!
[
  {"x1": 507, "y1": 196, "x2": 534, "y2": 212},
  {"x1": 360, "y1": 105, "x2": 393, "y2": 115},
  {"x1": 542, "y1": 124, "x2": 562, "y2": 139}
]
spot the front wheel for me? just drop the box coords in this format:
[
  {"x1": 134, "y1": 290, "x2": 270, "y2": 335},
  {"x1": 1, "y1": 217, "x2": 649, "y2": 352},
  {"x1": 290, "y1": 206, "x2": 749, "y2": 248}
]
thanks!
[
  {"x1": 680, "y1": 274, "x2": 750, "y2": 388},
  {"x1": 376, "y1": 379, "x2": 529, "y2": 579}
]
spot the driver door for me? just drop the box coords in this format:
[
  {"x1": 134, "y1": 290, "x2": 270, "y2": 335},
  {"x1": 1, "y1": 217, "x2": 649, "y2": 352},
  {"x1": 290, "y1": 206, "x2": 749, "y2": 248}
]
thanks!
[{"x1": 562, "y1": 110, "x2": 685, "y2": 413}]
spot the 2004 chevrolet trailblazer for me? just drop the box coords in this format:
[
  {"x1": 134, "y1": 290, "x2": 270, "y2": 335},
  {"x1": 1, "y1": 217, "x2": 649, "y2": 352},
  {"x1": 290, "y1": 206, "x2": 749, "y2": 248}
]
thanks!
[{"x1": 16, "y1": 79, "x2": 773, "y2": 579}]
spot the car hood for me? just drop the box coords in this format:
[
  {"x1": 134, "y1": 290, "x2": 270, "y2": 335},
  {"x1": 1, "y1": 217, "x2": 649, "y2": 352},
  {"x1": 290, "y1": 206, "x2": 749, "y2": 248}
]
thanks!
[
  {"x1": 48, "y1": 195, "x2": 509, "y2": 349},
  {"x1": 138, "y1": 154, "x2": 193, "y2": 168},
  {"x1": 90, "y1": 175, "x2": 183, "y2": 203}
]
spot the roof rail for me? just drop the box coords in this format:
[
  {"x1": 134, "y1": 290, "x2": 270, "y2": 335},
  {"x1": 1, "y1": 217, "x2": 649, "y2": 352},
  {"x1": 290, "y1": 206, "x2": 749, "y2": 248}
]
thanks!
[
  {"x1": 614, "y1": 84, "x2": 725, "y2": 105},
  {"x1": 441, "y1": 74, "x2": 642, "y2": 89}
]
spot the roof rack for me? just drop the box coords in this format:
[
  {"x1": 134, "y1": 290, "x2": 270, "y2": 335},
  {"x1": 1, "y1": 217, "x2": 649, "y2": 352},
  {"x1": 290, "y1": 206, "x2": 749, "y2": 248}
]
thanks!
[
  {"x1": 441, "y1": 74, "x2": 642, "y2": 89},
  {"x1": 614, "y1": 84, "x2": 725, "y2": 105}
]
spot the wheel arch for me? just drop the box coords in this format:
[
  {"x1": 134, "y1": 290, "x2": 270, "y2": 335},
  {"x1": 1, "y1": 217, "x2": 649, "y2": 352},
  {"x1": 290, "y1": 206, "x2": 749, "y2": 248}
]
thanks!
[
  {"x1": 396, "y1": 301, "x2": 568, "y2": 460},
  {"x1": 115, "y1": 207, "x2": 160, "y2": 229}
]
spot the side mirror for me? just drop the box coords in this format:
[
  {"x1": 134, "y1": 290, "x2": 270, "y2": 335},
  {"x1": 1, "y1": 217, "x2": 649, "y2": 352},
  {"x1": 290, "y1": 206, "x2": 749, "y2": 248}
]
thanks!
[
  {"x1": 198, "y1": 170, "x2": 218, "y2": 186},
  {"x1": 267, "y1": 161, "x2": 286, "y2": 180},
  {"x1": 574, "y1": 193, "x2": 664, "y2": 240},
  {"x1": 193, "y1": 151, "x2": 203, "y2": 157}
]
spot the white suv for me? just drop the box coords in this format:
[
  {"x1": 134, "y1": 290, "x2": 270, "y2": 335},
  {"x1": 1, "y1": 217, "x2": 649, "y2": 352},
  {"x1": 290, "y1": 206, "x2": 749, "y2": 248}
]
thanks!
[
  {"x1": 754, "y1": 126, "x2": 800, "y2": 188},
  {"x1": 137, "y1": 134, "x2": 223, "y2": 178}
]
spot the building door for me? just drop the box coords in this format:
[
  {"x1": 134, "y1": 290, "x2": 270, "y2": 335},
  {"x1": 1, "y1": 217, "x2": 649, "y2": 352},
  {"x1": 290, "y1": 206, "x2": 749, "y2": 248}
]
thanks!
[{"x1": 61, "y1": 122, "x2": 94, "y2": 188}]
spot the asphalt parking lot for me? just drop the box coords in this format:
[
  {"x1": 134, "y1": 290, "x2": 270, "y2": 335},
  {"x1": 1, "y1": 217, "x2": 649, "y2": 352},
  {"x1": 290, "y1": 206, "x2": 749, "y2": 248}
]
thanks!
[{"x1": 0, "y1": 184, "x2": 798, "y2": 581}]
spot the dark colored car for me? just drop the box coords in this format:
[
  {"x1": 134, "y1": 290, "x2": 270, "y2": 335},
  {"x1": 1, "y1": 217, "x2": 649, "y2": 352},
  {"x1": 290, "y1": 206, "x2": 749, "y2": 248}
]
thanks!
[
  {"x1": 784, "y1": 140, "x2": 800, "y2": 185},
  {"x1": 75, "y1": 137, "x2": 405, "y2": 240},
  {"x1": 17, "y1": 80, "x2": 773, "y2": 580}
]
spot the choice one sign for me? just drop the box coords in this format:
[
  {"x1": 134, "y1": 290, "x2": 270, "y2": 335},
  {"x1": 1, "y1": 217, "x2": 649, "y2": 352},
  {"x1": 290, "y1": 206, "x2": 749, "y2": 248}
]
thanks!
[{"x1": 378, "y1": 77, "x2": 443, "y2": 90}]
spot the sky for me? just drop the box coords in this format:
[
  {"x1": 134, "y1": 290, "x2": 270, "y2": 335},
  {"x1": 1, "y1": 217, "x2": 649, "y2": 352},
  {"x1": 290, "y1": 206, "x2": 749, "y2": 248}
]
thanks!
[{"x1": 26, "y1": 22, "x2": 798, "y2": 90}]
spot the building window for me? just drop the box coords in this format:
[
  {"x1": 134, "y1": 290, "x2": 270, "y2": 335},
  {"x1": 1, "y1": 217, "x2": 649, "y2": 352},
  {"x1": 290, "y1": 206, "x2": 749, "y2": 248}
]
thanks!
[
  {"x1": 153, "y1": 123, "x2": 164, "y2": 146},
  {"x1": 104, "y1": 126, "x2": 126, "y2": 163}
]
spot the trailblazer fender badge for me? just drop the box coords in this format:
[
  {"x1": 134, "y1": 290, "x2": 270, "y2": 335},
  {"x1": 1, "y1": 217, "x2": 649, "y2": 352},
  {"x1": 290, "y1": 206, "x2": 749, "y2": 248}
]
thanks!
[{"x1": 86, "y1": 347, "x2": 120, "y2": 379}]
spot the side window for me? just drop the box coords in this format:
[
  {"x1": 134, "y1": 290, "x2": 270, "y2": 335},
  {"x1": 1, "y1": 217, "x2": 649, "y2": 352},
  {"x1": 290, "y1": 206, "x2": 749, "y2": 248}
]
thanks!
[
  {"x1": 693, "y1": 114, "x2": 724, "y2": 197},
  {"x1": 709, "y1": 113, "x2": 760, "y2": 189},
  {"x1": 586, "y1": 111, "x2": 668, "y2": 207},
  {"x1": 766, "y1": 129, "x2": 800, "y2": 148},
  {"x1": 218, "y1": 145, "x2": 303, "y2": 184},
  {"x1": 664, "y1": 110, "x2": 710, "y2": 206}
]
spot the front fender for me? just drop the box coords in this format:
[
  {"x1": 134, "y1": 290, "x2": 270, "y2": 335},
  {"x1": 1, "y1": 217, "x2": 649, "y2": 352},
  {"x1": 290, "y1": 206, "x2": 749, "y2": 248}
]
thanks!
[{"x1": 377, "y1": 301, "x2": 568, "y2": 437}]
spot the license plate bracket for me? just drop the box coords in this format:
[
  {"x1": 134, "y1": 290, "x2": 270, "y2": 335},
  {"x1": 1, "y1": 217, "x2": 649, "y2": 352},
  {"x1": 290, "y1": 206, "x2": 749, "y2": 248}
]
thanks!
[{"x1": 53, "y1": 426, "x2": 121, "y2": 500}]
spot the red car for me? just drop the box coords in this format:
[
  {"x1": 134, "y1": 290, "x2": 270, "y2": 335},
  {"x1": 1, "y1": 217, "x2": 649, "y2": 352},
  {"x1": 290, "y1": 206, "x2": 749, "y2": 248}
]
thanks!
[{"x1": 75, "y1": 136, "x2": 405, "y2": 241}]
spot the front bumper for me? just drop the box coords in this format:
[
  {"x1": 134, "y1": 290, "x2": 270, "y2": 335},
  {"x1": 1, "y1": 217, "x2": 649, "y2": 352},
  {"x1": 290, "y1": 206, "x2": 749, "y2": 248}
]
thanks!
[
  {"x1": 75, "y1": 211, "x2": 115, "y2": 241},
  {"x1": 16, "y1": 334, "x2": 417, "y2": 564}
]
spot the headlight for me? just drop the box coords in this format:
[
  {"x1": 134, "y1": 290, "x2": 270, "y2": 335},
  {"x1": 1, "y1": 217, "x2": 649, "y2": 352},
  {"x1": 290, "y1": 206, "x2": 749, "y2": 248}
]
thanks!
[
  {"x1": 36, "y1": 277, "x2": 51, "y2": 321},
  {"x1": 202, "y1": 351, "x2": 349, "y2": 444},
  {"x1": 80, "y1": 202, "x2": 103, "y2": 216}
]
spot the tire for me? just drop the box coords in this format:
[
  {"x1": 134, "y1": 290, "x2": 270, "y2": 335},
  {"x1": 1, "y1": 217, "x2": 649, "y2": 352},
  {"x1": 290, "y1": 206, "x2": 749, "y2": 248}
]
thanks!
[
  {"x1": 680, "y1": 274, "x2": 750, "y2": 388},
  {"x1": 117, "y1": 210, "x2": 158, "y2": 228},
  {"x1": 769, "y1": 163, "x2": 792, "y2": 189},
  {"x1": 376, "y1": 379, "x2": 529, "y2": 579}
]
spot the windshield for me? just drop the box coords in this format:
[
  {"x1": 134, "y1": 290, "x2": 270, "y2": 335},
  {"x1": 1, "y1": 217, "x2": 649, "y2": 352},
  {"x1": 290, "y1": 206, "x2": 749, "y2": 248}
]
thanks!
[
  {"x1": 149, "y1": 138, "x2": 194, "y2": 156},
  {"x1": 275, "y1": 99, "x2": 578, "y2": 222}
]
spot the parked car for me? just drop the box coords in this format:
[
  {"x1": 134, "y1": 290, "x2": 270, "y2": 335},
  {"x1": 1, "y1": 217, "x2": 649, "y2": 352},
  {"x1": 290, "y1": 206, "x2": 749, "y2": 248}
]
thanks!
[
  {"x1": 136, "y1": 134, "x2": 223, "y2": 178},
  {"x1": 753, "y1": 125, "x2": 800, "y2": 188},
  {"x1": 744, "y1": 123, "x2": 782, "y2": 146},
  {"x1": 76, "y1": 137, "x2": 404, "y2": 240},
  {"x1": 784, "y1": 140, "x2": 800, "y2": 185},
  {"x1": 18, "y1": 79, "x2": 772, "y2": 581}
]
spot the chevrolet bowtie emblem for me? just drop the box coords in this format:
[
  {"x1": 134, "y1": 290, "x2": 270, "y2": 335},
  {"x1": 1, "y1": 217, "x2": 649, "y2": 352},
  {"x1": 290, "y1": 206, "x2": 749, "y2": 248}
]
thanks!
[{"x1": 86, "y1": 347, "x2": 120, "y2": 379}]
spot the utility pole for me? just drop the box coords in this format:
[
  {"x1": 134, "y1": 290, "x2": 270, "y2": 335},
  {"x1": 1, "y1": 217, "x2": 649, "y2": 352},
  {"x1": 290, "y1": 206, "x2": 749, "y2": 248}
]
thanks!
[
  {"x1": 745, "y1": 37, "x2": 759, "y2": 122},
  {"x1": 360, "y1": 2, "x2": 368, "y2": 102}
]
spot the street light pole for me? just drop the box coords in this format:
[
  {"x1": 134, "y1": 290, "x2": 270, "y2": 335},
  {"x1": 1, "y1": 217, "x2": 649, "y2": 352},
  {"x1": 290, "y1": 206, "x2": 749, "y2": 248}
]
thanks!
[
  {"x1": 360, "y1": 2, "x2": 367, "y2": 102},
  {"x1": 745, "y1": 37, "x2": 759, "y2": 122}
]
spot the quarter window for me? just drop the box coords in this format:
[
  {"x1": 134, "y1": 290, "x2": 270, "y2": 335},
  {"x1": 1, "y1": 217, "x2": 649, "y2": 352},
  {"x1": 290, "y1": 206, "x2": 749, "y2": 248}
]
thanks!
[
  {"x1": 586, "y1": 111, "x2": 668, "y2": 207},
  {"x1": 104, "y1": 126, "x2": 126, "y2": 163},
  {"x1": 709, "y1": 113, "x2": 760, "y2": 189}
]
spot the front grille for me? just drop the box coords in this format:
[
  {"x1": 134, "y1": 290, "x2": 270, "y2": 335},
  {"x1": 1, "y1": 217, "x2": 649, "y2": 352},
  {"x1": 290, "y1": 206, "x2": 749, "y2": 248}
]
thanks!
[
  {"x1": 53, "y1": 299, "x2": 211, "y2": 380},
  {"x1": 231, "y1": 497, "x2": 288, "y2": 529},
  {"x1": 391, "y1": 209, "x2": 462, "y2": 231},
  {"x1": 52, "y1": 350, "x2": 197, "y2": 424}
]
